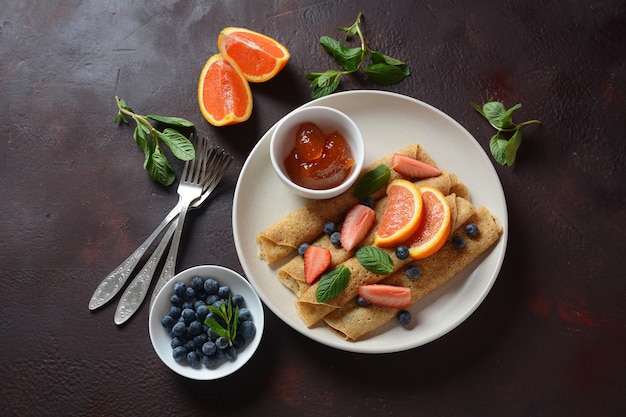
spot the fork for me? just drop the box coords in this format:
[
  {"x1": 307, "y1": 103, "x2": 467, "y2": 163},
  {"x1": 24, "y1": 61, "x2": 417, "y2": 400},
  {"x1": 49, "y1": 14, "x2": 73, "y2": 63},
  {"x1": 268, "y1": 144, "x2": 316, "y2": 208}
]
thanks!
[
  {"x1": 88, "y1": 134, "x2": 210, "y2": 311},
  {"x1": 149, "y1": 147, "x2": 232, "y2": 306},
  {"x1": 114, "y1": 147, "x2": 231, "y2": 325}
]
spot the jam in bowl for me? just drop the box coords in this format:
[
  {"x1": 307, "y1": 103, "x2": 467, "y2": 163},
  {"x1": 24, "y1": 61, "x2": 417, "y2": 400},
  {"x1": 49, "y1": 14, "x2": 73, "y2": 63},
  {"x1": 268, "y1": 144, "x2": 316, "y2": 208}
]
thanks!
[{"x1": 270, "y1": 106, "x2": 364, "y2": 199}]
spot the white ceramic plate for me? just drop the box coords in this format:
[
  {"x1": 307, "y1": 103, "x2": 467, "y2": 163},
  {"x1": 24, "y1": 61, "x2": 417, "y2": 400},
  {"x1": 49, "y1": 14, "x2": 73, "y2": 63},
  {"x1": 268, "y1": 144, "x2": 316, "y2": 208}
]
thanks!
[{"x1": 233, "y1": 90, "x2": 508, "y2": 354}]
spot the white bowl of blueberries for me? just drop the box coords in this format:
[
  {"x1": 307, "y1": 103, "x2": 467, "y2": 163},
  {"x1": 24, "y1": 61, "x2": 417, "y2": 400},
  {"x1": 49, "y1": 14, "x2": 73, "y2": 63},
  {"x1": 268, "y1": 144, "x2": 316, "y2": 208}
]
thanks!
[{"x1": 149, "y1": 265, "x2": 264, "y2": 380}]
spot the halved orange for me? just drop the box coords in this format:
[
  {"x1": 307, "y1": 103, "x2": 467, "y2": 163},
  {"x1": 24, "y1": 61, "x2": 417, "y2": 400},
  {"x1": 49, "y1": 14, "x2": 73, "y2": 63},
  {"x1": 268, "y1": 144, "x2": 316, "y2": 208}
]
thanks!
[
  {"x1": 406, "y1": 186, "x2": 451, "y2": 259},
  {"x1": 197, "y1": 54, "x2": 253, "y2": 126},
  {"x1": 374, "y1": 179, "x2": 423, "y2": 248},
  {"x1": 218, "y1": 27, "x2": 290, "y2": 83}
]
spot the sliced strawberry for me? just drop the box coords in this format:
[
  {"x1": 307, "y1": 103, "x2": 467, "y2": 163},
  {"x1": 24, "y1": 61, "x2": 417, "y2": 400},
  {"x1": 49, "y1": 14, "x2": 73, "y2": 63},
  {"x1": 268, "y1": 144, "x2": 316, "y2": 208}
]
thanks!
[
  {"x1": 357, "y1": 284, "x2": 411, "y2": 308},
  {"x1": 340, "y1": 204, "x2": 376, "y2": 251},
  {"x1": 391, "y1": 153, "x2": 442, "y2": 179},
  {"x1": 304, "y1": 246, "x2": 332, "y2": 284}
]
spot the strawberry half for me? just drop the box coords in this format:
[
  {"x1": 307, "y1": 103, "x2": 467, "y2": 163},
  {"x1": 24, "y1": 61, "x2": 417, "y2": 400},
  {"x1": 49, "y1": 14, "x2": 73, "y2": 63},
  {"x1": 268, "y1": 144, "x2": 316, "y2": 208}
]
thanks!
[
  {"x1": 357, "y1": 284, "x2": 411, "y2": 308},
  {"x1": 391, "y1": 153, "x2": 442, "y2": 179},
  {"x1": 340, "y1": 204, "x2": 376, "y2": 251},
  {"x1": 304, "y1": 246, "x2": 332, "y2": 284}
]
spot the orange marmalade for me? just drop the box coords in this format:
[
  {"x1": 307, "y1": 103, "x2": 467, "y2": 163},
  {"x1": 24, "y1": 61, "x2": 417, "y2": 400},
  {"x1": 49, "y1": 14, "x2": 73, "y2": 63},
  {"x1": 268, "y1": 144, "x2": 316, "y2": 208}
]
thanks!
[{"x1": 284, "y1": 122, "x2": 355, "y2": 190}]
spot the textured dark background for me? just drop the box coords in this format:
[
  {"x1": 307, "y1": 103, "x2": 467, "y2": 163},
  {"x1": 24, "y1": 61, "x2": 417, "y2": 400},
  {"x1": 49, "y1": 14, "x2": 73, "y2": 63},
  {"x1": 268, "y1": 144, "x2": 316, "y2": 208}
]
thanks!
[{"x1": 1, "y1": 1, "x2": 624, "y2": 416}]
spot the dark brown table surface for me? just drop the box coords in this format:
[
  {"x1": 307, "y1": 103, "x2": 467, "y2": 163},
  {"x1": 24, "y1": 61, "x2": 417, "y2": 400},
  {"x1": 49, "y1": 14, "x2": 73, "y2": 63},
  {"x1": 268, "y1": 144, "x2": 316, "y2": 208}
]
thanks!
[{"x1": 1, "y1": 1, "x2": 624, "y2": 416}]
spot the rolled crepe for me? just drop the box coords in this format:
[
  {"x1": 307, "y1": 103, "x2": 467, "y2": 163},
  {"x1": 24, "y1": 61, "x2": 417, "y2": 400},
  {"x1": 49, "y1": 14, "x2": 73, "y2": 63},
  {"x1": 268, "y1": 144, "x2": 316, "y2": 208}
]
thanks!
[
  {"x1": 277, "y1": 172, "x2": 455, "y2": 296},
  {"x1": 256, "y1": 144, "x2": 437, "y2": 264},
  {"x1": 323, "y1": 206, "x2": 502, "y2": 340},
  {"x1": 293, "y1": 194, "x2": 478, "y2": 328}
]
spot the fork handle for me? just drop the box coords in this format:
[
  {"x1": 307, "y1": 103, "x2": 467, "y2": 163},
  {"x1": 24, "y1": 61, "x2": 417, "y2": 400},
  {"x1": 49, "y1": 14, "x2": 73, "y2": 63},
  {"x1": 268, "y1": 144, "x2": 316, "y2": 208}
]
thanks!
[
  {"x1": 113, "y1": 218, "x2": 178, "y2": 325},
  {"x1": 151, "y1": 200, "x2": 193, "y2": 305},
  {"x1": 88, "y1": 200, "x2": 183, "y2": 310}
]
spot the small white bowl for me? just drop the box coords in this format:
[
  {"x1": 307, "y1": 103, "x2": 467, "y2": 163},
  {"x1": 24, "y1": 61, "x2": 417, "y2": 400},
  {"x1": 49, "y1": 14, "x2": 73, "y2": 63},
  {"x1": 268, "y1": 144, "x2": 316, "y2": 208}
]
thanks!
[
  {"x1": 149, "y1": 265, "x2": 264, "y2": 380},
  {"x1": 270, "y1": 106, "x2": 365, "y2": 199}
]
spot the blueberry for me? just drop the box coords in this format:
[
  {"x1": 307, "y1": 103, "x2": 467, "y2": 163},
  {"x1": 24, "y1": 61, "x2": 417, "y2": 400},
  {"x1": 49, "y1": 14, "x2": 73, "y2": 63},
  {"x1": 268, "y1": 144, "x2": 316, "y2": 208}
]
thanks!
[
  {"x1": 405, "y1": 265, "x2": 421, "y2": 280},
  {"x1": 186, "y1": 351, "x2": 201, "y2": 366},
  {"x1": 239, "y1": 320, "x2": 256, "y2": 339},
  {"x1": 330, "y1": 231, "x2": 342, "y2": 247},
  {"x1": 172, "y1": 346, "x2": 187, "y2": 362},
  {"x1": 298, "y1": 243, "x2": 310, "y2": 257},
  {"x1": 183, "y1": 339, "x2": 196, "y2": 351},
  {"x1": 181, "y1": 301, "x2": 193, "y2": 310},
  {"x1": 161, "y1": 315, "x2": 175, "y2": 329},
  {"x1": 395, "y1": 245, "x2": 409, "y2": 260},
  {"x1": 323, "y1": 221, "x2": 337, "y2": 235},
  {"x1": 193, "y1": 334, "x2": 208, "y2": 347},
  {"x1": 238, "y1": 307, "x2": 252, "y2": 322},
  {"x1": 171, "y1": 336, "x2": 184, "y2": 349},
  {"x1": 397, "y1": 310, "x2": 411, "y2": 326},
  {"x1": 360, "y1": 197, "x2": 375, "y2": 209},
  {"x1": 171, "y1": 321, "x2": 186, "y2": 337},
  {"x1": 232, "y1": 334, "x2": 246, "y2": 349},
  {"x1": 194, "y1": 300, "x2": 206, "y2": 310},
  {"x1": 215, "y1": 336, "x2": 229, "y2": 350},
  {"x1": 188, "y1": 320, "x2": 203, "y2": 336},
  {"x1": 195, "y1": 304, "x2": 209, "y2": 321},
  {"x1": 190, "y1": 276, "x2": 204, "y2": 291},
  {"x1": 173, "y1": 281, "x2": 186, "y2": 297},
  {"x1": 213, "y1": 299, "x2": 226, "y2": 310},
  {"x1": 168, "y1": 305, "x2": 181, "y2": 319},
  {"x1": 181, "y1": 308, "x2": 196, "y2": 323},
  {"x1": 206, "y1": 327, "x2": 218, "y2": 341},
  {"x1": 218, "y1": 285, "x2": 231, "y2": 299},
  {"x1": 203, "y1": 277, "x2": 219, "y2": 295},
  {"x1": 205, "y1": 294, "x2": 219, "y2": 305},
  {"x1": 225, "y1": 346, "x2": 238, "y2": 361},
  {"x1": 184, "y1": 286, "x2": 195, "y2": 301},
  {"x1": 202, "y1": 341, "x2": 217, "y2": 356},
  {"x1": 202, "y1": 355, "x2": 218, "y2": 368},
  {"x1": 452, "y1": 236, "x2": 465, "y2": 249},
  {"x1": 465, "y1": 223, "x2": 479, "y2": 238},
  {"x1": 356, "y1": 296, "x2": 370, "y2": 306},
  {"x1": 169, "y1": 294, "x2": 182, "y2": 307},
  {"x1": 232, "y1": 294, "x2": 245, "y2": 308}
]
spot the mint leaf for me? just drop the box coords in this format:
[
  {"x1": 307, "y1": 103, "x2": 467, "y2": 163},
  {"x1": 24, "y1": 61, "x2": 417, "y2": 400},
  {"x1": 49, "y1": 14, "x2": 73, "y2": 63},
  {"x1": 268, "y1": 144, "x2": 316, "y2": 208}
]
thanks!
[
  {"x1": 353, "y1": 164, "x2": 391, "y2": 198},
  {"x1": 482, "y1": 101, "x2": 521, "y2": 129},
  {"x1": 115, "y1": 96, "x2": 195, "y2": 185},
  {"x1": 355, "y1": 246, "x2": 394, "y2": 275},
  {"x1": 316, "y1": 265, "x2": 351, "y2": 303},
  {"x1": 156, "y1": 129, "x2": 195, "y2": 161},
  {"x1": 320, "y1": 36, "x2": 364, "y2": 72},
  {"x1": 307, "y1": 13, "x2": 410, "y2": 98},
  {"x1": 205, "y1": 296, "x2": 239, "y2": 346},
  {"x1": 472, "y1": 99, "x2": 540, "y2": 166},
  {"x1": 365, "y1": 62, "x2": 408, "y2": 85},
  {"x1": 146, "y1": 146, "x2": 175, "y2": 186},
  {"x1": 146, "y1": 114, "x2": 194, "y2": 128}
]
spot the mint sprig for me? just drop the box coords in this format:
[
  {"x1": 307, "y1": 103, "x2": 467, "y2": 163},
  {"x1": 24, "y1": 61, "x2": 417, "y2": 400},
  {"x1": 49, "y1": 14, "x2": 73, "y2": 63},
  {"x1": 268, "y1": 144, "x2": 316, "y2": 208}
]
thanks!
[
  {"x1": 470, "y1": 99, "x2": 541, "y2": 166},
  {"x1": 306, "y1": 12, "x2": 410, "y2": 98},
  {"x1": 114, "y1": 96, "x2": 195, "y2": 186},
  {"x1": 204, "y1": 296, "x2": 240, "y2": 347},
  {"x1": 316, "y1": 265, "x2": 351, "y2": 303}
]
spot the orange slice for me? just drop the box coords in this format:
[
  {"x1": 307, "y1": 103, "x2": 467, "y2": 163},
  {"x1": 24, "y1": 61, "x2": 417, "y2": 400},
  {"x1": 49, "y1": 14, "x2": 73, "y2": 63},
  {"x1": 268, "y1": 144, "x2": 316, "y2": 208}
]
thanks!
[
  {"x1": 374, "y1": 179, "x2": 423, "y2": 248},
  {"x1": 197, "y1": 54, "x2": 253, "y2": 126},
  {"x1": 218, "y1": 27, "x2": 290, "y2": 83},
  {"x1": 406, "y1": 186, "x2": 451, "y2": 259}
]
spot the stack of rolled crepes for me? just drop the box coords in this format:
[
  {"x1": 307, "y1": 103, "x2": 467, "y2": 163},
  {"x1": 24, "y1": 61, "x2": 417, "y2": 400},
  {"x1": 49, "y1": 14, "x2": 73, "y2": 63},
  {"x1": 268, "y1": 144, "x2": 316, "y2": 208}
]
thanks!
[{"x1": 256, "y1": 144, "x2": 503, "y2": 341}]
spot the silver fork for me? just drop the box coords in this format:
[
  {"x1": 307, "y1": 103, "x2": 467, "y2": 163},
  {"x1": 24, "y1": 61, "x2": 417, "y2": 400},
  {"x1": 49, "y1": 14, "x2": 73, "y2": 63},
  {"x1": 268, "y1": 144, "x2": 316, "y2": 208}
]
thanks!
[
  {"x1": 114, "y1": 147, "x2": 231, "y2": 324},
  {"x1": 149, "y1": 147, "x2": 232, "y2": 306},
  {"x1": 88, "y1": 134, "x2": 210, "y2": 311}
]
